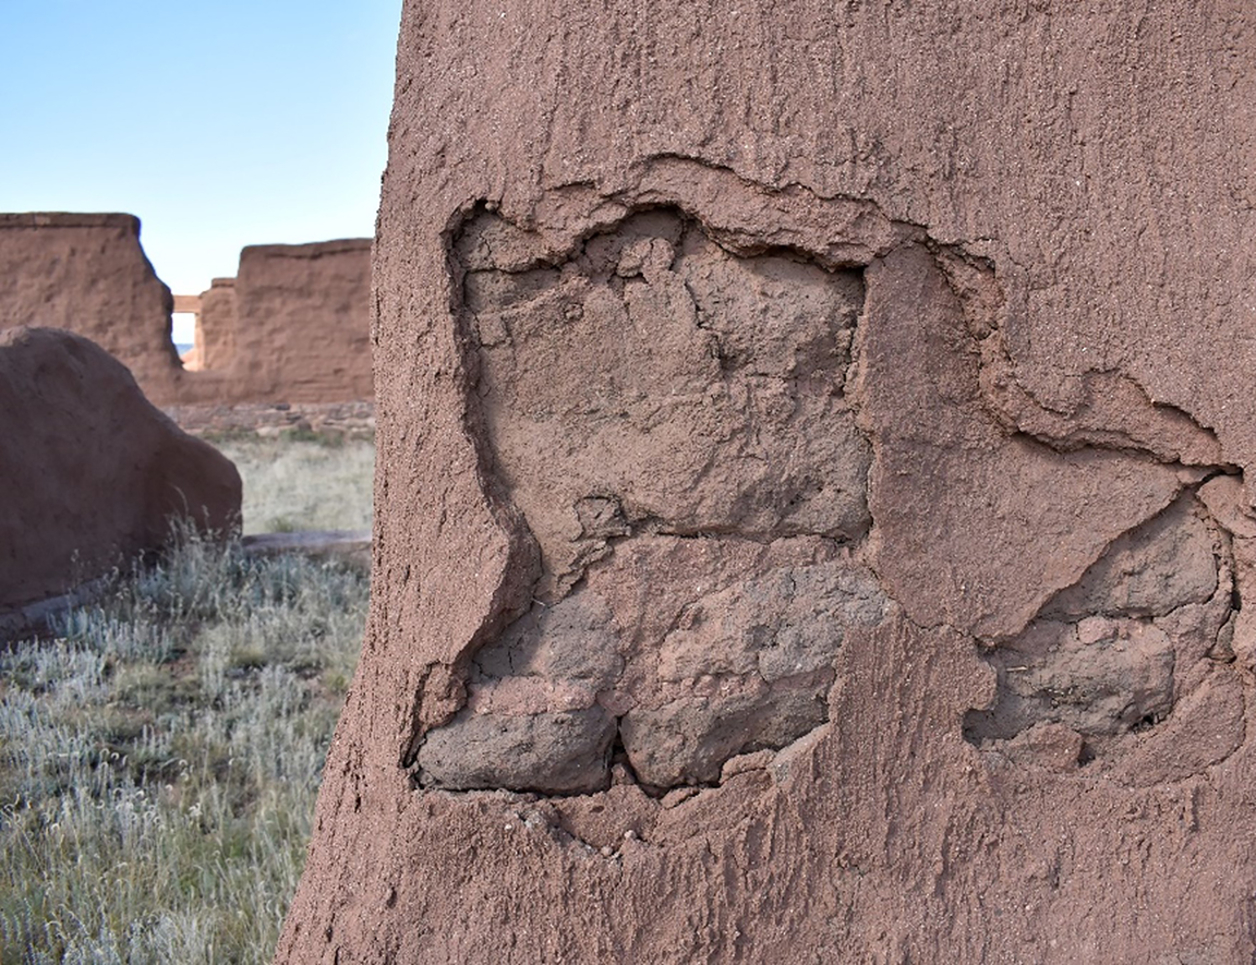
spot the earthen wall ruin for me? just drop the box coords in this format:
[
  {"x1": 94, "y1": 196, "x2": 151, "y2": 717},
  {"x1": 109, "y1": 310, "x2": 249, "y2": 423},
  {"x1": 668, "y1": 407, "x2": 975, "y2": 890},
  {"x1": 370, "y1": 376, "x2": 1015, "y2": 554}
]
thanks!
[
  {"x1": 0, "y1": 214, "x2": 373, "y2": 406},
  {"x1": 0, "y1": 327, "x2": 241, "y2": 616},
  {"x1": 202, "y1": 239, "x2": 374, "y2": 403},
  {"x1": 0, "y1": 213, "x2": 188, "y2": 402},
  {"x1": 277, "y1": 2, "x2": 1256, "y2": 962},
  {"x1": 194, "y1": 277, "x2": 238, "y2": 373}
]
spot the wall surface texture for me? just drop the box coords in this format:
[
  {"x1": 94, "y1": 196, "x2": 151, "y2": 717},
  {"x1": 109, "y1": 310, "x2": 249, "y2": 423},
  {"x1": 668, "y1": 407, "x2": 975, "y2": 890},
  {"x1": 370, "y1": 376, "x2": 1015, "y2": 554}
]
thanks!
[
  {"x1": 0, "y1": 214, "x2": 190, "y2": 402},
  {"x1": 193, "y1": 277, "x2": 239, "y2": 374},
  {"x1": 278, "y1": 2, "x2": 1256, "y2": 962},
  {"x1": 216, "y1": 239, "x2": 375, "y2": 403}
]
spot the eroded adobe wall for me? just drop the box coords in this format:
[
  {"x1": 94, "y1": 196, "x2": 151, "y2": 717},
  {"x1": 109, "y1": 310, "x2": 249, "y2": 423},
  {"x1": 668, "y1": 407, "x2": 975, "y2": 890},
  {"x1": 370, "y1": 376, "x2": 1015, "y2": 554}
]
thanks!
[
  {"x1": 278, "y1": 3, "x2": 1256, "y2": 963},
  {"x1": 0, "y1": 213, "x2": 187, "y2": 403},
  {"x1": 194, "y1": 277, "x2": 238, "y2": 373},
  {"x1": 0, "y1": 327, "x2": 241, "y2": 615},
  {"x1": 0, "y1": 216, "x2": 372, "y2": 407},
  {"x1": 213, "y1": 239, "x2": 373, "y2": 403}
]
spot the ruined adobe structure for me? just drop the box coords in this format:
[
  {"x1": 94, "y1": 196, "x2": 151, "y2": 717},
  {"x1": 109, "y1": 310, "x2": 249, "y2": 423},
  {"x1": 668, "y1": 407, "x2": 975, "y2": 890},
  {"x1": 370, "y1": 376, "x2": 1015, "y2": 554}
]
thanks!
[
  {"x1": 277, "y1": 2, "x2": 1256, "y2": 962},
  {"x1": 192, "y1": 279, "x2": 236, "y2": 372},
  {"x1": 194, "y1": 239, "x2": 374, "y2": 402},
  {"x1": 0, "y1": 327, "x2": 240, "y2": 621},
  {"x1": 0, "y1": 214, "x2": 372, "y2": 406},
  {"x1": 0, "y1": 214, "x2": 191, "y2": 402}
]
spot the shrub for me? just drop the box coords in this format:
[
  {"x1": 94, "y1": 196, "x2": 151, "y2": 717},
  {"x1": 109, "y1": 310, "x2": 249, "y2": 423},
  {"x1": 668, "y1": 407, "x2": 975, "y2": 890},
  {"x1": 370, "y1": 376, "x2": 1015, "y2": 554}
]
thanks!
[{"x1": 0, "y1": 533, "x2": 368, "y2": 964}]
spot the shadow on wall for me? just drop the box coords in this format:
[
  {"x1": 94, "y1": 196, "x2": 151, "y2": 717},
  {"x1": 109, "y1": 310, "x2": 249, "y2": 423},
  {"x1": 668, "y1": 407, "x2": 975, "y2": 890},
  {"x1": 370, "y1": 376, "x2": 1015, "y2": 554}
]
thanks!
[{"x1": 0, "y1": 213, "x2": 373, "y2": 406}]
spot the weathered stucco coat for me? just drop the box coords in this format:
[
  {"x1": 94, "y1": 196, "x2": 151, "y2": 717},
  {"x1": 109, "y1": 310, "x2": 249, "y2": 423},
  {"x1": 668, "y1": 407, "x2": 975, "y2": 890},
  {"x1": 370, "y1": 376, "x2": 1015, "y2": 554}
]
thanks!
[{"x1": 278, "y1": 3, "x2": 1256, "y2": 962}]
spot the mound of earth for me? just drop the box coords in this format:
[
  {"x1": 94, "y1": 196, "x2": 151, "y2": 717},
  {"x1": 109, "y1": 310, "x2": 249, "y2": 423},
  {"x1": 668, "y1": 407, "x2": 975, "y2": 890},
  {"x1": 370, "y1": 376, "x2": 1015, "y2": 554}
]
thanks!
[{"x1": 0, "y1": 327, "x2": 241, "y2": 617}]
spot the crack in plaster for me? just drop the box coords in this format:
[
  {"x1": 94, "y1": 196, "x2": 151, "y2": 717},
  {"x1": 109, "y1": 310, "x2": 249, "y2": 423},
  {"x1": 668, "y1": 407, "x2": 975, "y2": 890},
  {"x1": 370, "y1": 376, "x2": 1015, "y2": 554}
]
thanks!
[{"x1": 406, "y1": 168, "x2": 1246, "y2": 799}]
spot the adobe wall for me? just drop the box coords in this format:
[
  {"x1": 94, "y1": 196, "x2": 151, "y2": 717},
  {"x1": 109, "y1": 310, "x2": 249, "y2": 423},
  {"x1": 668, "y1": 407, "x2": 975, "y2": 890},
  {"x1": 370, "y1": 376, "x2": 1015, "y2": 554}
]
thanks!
[
  {"x1": 0, "y1": 213, "x2": 188, "y2": 403},
  {"x1": 0, "y1": 215, "x2": 373, "y2": 406},
  {"x1": 0, "y1": 326, "x2": 240, "y2": 617},
  {"x1": 213, "y1": 239, "x2": 374, "y2": 403},
  {"x1": 194, "y1": 277, "x2": 238, "y2": 373},
  {"x1": 277, "y1": 1, "x2": 1256, "y2": 963}
]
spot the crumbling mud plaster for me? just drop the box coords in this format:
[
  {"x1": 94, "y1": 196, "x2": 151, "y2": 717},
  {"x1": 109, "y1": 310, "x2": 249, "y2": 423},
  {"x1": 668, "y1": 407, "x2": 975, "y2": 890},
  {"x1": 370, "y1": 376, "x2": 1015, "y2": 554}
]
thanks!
[
  {"x1": 417, "y1": 209, "x2": 885, "y2": 793},
  {"x1": 963, "y1": 493, "x2": 1243, "y2": 783},
  {"x1": 410, "y1": 206, "x2": 1243, "y2": 800},
  {"x1": 277, "y1": 3, "x2": 1256, "y2": 963}
]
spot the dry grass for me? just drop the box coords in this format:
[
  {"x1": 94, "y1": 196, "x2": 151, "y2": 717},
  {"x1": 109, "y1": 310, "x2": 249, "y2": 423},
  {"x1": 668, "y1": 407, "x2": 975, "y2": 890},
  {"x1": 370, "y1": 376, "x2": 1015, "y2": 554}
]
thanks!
[
  {"x1": 0, "y1": 432, "x2": 375, "y2": 963},
  {"x1": 210, "y1": 431, "x2": 374, "y2": 534}
]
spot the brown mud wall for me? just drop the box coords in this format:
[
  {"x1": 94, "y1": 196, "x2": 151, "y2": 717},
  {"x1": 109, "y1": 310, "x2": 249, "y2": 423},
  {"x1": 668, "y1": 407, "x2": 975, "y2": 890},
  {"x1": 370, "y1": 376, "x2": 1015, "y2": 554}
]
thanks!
[
  {"x1": 0, "y1": 213, "x2": 193, "y2": 403},
  {"x1": 200, "y1": 240, "x2": 374, "y2": 403},
  {"x1": 277, "y1": 3, "x2": 1256, "y2": 963},
  {"x1": 194, "y1": 276, "x2": 238, "y2": 373},
  {"x1": 0, "y1": 326, "x2": 240, "y2": 615},
  {"x1": 0, "y1": 215, "x2": 372, "y2": 406}
]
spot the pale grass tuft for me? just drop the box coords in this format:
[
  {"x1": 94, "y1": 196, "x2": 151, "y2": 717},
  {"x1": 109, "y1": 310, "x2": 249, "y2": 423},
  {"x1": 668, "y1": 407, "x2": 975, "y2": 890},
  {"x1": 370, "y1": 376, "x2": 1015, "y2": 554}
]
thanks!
[
  {"x1": 0, "y1": 532, "x2": 369, "y2": 964},
  {"x1": 210, "y1": 432, "x2": 374, "y2": 535}
]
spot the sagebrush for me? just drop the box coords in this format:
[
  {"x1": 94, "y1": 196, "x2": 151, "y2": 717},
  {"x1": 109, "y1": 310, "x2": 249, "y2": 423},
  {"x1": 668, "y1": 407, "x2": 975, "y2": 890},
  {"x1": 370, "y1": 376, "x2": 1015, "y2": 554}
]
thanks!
[{"x1": 0, "y1": 534, "x2": 369, "y2": 964}]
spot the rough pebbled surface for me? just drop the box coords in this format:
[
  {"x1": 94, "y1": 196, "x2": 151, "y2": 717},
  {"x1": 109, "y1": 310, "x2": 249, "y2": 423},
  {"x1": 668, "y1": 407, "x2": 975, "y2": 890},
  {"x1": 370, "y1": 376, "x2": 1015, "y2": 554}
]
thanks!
[
  {"x1": 277, "y1": 3, "x2": 1256, "y2": 963},
  {"x1": 411, "y1": 206, "x2": 883, "y2": 794},
  {"x1": 0, "y1": 327, "x2": 241, "y2": 615},
  {"x1": 419, "y1": 536, "x2": 890, "y2": 792},
  {"x1": 463, "y1": 208, "x2": 869, "y2": 598}
]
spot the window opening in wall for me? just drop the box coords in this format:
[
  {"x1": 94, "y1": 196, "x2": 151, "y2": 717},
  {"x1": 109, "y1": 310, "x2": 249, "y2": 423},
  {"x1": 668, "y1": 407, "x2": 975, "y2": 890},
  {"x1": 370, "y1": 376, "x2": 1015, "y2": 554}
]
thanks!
[{"x1": 171, "y1": 293, "x2": 200, "y2": 369}]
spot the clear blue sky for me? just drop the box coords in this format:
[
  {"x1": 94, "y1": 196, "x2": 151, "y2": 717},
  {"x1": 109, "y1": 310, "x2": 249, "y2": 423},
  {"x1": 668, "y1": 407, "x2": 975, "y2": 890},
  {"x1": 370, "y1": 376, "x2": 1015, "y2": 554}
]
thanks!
[{"x1": 1, "y1": 0, "x2": 401, "y2": 304}]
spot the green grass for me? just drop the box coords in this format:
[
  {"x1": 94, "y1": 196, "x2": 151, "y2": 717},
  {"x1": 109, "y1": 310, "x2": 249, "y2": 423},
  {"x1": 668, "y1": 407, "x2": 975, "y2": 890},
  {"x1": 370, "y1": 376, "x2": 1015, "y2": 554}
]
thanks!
[
  {"x1": 0, "y1": 534, "x2": 369, "y2": 964},
  {"x1": 209, "y1": 431, "x2": 374, "y2": 535}
]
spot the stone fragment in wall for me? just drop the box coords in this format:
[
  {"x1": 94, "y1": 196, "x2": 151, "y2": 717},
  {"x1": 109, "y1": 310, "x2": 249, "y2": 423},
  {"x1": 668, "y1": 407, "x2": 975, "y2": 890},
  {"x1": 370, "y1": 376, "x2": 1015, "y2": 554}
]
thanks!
[
  {"x1": 620, "y1": 555, "x2": 889, "y2": 788},
  {"x1": 619, "y1": 689, "x2": 830, "y2": 789},
  {"x1": 417, "y1": 707, "x2": 618, "y2": 795},
  {"x1": 971, "y1": 617, "x2": 1179, "y2": 743},
  {"x1": 964, "y1": 492, "x2": 1241, "y2": 776},
  {"x1": 417, "y1": 536, "x2": 891, "y2": 793}
]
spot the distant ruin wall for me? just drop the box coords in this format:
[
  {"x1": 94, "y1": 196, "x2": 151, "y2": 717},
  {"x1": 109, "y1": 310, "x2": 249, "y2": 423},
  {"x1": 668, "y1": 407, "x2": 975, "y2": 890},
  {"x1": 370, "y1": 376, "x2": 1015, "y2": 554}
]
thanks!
[
  {"x1": 0, "y1": 213, "x2": 186, "y2": 402},
  {"x1": 195, "y1": 277, "x2": 238, "y2": 373},
  {"x1": 276, "y1": 2, "x2": 1256, "y2": 963},
  {"x1": 205, "y1": 239, "x2": 374, "y2": 403},
  {"x1": 0, "y1": 215, "x2": 373, "y2": 406}
]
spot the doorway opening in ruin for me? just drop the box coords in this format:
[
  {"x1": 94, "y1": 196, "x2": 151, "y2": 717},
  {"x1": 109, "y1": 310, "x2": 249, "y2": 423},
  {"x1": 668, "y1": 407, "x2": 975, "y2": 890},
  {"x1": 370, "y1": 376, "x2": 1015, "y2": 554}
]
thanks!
[{"x1": 172, "y1": 294, "x2": 201, "y2": 369}]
